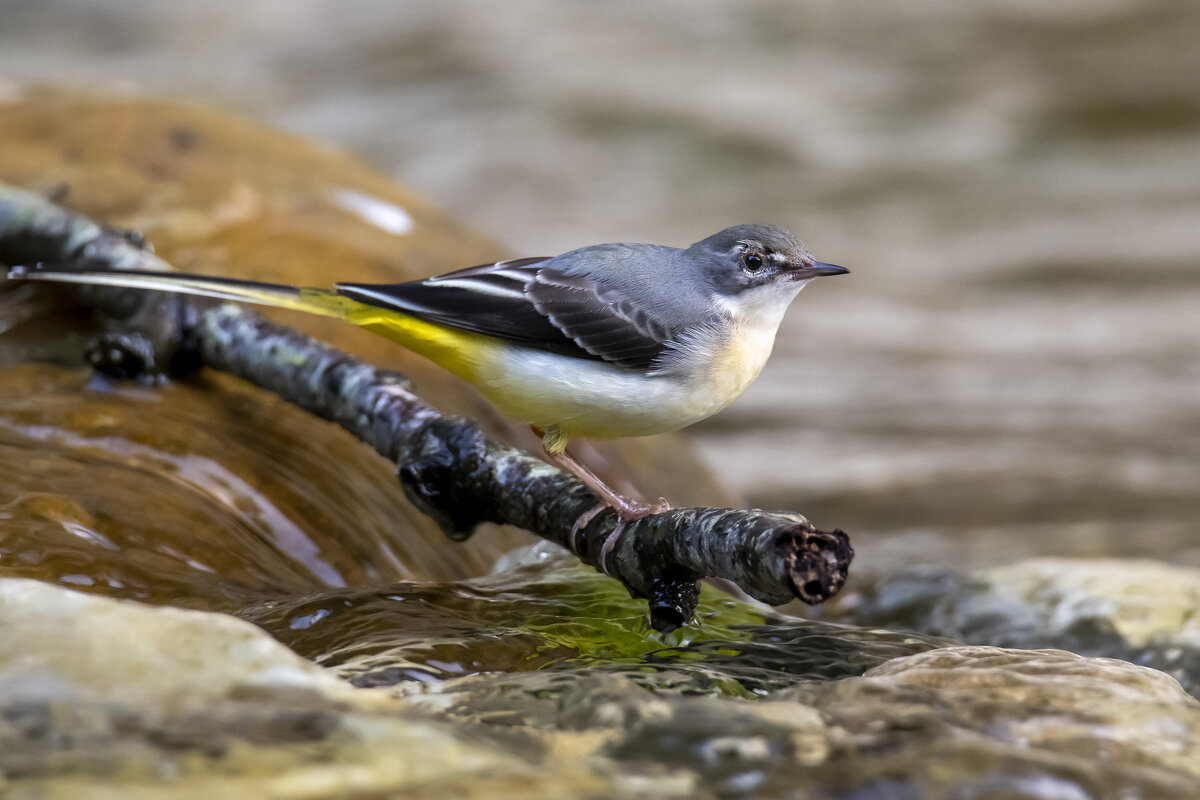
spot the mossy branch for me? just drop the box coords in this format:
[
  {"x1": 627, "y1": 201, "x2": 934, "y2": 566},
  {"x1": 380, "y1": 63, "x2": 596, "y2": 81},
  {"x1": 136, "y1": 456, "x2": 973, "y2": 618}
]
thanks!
[{"x1": 0, "y1": 182, "x2": 853, "y2": 631}]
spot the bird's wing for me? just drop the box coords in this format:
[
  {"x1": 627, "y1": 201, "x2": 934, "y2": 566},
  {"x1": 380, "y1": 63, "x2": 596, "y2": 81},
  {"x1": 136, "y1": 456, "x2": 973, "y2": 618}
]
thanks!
[{"x1": 336, "y1": 258, "x2": 676, "y2": 369}]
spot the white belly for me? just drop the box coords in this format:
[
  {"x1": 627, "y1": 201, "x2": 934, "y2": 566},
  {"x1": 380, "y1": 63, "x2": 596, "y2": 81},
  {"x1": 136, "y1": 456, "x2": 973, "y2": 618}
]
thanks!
[{"x1": 474, "y1": 346, "x2": 733, "y2": 441}]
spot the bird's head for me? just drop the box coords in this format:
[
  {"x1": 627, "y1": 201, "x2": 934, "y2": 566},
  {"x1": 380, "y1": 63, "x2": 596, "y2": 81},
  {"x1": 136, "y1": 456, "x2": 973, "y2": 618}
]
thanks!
[
  {"x1": 687, "y1": 224, "x2": 848, "y2": 301},
  {"x1": 684, "y1": 224, "x2": 848, "y2": 328}
]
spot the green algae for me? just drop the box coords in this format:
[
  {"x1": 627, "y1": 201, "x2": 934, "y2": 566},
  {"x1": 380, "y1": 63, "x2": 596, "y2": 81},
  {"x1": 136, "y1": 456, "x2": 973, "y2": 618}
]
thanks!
[{"x1": 240, "y1": 545, "x2": 941, "y2": 697}]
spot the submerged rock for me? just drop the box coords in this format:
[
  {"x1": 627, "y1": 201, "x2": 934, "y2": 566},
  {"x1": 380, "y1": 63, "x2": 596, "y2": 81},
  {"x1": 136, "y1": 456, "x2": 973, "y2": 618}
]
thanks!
[{"x1": 238, "y1": 544, "x2": 943, "y2": 692}]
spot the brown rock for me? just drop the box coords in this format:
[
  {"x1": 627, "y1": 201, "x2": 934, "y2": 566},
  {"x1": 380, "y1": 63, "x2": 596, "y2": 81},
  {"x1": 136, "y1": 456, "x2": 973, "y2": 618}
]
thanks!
[{"x1": 0, "y1": 86, "x2": 729, "y2": 607}]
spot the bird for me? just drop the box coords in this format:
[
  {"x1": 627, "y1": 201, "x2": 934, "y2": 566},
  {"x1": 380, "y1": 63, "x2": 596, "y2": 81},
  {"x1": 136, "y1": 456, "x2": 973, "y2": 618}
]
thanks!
[{"x1": 5, "y1": 224, "x2": 848, "y2": 523}]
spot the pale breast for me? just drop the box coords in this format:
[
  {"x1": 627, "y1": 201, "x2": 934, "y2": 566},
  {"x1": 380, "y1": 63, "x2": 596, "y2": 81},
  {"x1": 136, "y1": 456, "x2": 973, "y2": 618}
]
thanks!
[
  {"x1": 700, "y1": 318, "x2": 778, "y2": 401},
  {"x1": 469, "y1": 280, "x2": 805, "y2": 443},
  {"x1": 692, "y1": 281, "x2": 806, "y2": 401}
]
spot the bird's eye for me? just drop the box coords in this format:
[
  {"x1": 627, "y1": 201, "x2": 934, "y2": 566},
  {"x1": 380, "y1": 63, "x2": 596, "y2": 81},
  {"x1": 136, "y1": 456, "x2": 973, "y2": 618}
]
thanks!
[{"x1": 743, "y1": 253, "x2": 764, "y2": 273}]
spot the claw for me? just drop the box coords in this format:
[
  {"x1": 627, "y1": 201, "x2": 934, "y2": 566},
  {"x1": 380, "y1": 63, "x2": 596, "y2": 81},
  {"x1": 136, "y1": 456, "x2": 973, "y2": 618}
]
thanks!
[{"x1": 568, "y1": 501, "x2": 608, "y2": 554}]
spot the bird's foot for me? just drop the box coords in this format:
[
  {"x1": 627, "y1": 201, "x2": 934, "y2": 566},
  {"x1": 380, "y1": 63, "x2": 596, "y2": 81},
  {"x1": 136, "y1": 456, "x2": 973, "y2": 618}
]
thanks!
[
  {"x1": 568, "y1": 502, "x2": 608, "y2": 554},
  {"x1": 611, "y1": 495, "x2": 671, "y2": 522},
  {"x1": 568, "y1": 495, "x2": 671, "y2": 562},
  {"x1": 544, "y1": 435, "x2": 671, "y2": 555}
]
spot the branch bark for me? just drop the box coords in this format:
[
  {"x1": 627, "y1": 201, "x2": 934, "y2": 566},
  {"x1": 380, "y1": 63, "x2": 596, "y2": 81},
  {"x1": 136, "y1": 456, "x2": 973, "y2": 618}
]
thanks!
[{"x1": 0, "y1": 182, "x2": 853, "y2": 631}]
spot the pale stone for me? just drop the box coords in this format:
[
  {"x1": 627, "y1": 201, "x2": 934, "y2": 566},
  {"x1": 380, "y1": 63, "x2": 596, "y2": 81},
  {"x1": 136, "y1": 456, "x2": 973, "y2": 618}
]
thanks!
[
  {"x1": 981, "y1": 558, "x2": 1200, "y2": 648},
  {"x1": 0, "y1": 578, "x2": 600, "y2": 798},
  {"x1": 0, "y1": 577, "x2": 360, "y2": 703}
]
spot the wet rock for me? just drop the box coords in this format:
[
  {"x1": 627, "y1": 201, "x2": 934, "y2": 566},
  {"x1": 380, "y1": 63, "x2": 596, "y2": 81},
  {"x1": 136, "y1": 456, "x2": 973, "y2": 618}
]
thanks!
[
  {"x1": 806, "y1": 557, "x2": 1200, "y2": 697},
  {"x1": 405, "y1": 644, "x2": 1200, "y2": 799},
  {"x1": 0, "y1": 577, "x2": 598, "y2": 797},
  {"x1": 6, "y1": 550, "x2": 1200, "y2": 799},
  {"x1": 789, "y1": 646, "x2": 1200, "y2": 799}
]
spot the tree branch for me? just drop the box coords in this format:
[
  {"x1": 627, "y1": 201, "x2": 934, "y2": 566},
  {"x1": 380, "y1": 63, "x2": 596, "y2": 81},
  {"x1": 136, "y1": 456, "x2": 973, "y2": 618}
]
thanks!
[{"x1": 0, "y1": 182, "x2": 853, "y2": 631}]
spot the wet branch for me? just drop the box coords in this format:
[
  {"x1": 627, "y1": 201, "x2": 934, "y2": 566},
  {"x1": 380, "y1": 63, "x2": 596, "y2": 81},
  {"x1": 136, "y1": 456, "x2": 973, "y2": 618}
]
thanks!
[{"x1": 0, "y1": 182, "x2": 853, "y2": 631}]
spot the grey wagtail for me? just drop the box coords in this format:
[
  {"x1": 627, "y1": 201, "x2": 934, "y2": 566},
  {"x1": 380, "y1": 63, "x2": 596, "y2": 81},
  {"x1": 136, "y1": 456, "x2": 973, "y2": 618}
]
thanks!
[{"x1": 5, "y1": 224, "x2": 847, "y2": 522}]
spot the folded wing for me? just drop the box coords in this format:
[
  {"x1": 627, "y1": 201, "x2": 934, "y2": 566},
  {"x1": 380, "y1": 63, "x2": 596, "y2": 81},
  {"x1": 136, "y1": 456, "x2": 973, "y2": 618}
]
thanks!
[{"x1": 336, "y1": 258, "x2": 676, "y2": 370}]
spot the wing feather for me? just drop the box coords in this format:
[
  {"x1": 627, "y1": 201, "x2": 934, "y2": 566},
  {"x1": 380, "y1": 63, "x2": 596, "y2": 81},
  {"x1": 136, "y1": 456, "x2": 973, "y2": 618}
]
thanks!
[
  {"x1": 527, "y1": 269, "x2": 673, "y2": 368},
  {"x1": 336, "y1": 258, "x2": 678, "y2": 369}
]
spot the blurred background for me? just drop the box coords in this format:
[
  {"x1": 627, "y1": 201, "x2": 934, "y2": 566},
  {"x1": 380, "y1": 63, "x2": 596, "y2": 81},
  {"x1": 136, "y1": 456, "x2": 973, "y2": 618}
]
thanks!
[{"x1": 2, "y1": 0, "x2": 1198, "y2": 575}]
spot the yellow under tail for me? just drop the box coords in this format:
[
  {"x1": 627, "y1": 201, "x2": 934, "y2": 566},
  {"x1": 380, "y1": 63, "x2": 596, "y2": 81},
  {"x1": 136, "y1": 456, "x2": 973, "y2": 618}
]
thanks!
[{"x1": 333, "y1": 294, "x2": 496, "y2": 382}]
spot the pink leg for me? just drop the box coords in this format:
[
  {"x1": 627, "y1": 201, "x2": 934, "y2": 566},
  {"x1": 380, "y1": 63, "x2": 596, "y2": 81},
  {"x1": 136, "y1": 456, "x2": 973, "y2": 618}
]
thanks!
[{"x1": 549, "y1": 446, "x2": 670, "y2": 523}]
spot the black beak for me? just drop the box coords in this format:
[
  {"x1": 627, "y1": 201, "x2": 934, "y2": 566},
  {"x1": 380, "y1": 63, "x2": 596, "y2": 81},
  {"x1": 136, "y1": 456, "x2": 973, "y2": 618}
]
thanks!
[{"x1": 794, "y1": 261, "x2": 850, "y2": 279}]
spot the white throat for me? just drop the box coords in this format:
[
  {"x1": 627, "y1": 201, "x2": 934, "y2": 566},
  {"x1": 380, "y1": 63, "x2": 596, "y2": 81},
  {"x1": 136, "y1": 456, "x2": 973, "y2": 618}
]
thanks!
[{"x1": 719, "y1": 279, "x2": 809, "y2": 333}]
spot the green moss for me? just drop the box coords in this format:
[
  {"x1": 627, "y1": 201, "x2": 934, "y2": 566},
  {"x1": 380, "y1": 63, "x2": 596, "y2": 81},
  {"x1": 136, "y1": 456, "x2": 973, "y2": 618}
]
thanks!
[{"x1": 244, "y1": 549, "x2": 938, "y2": 698}]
